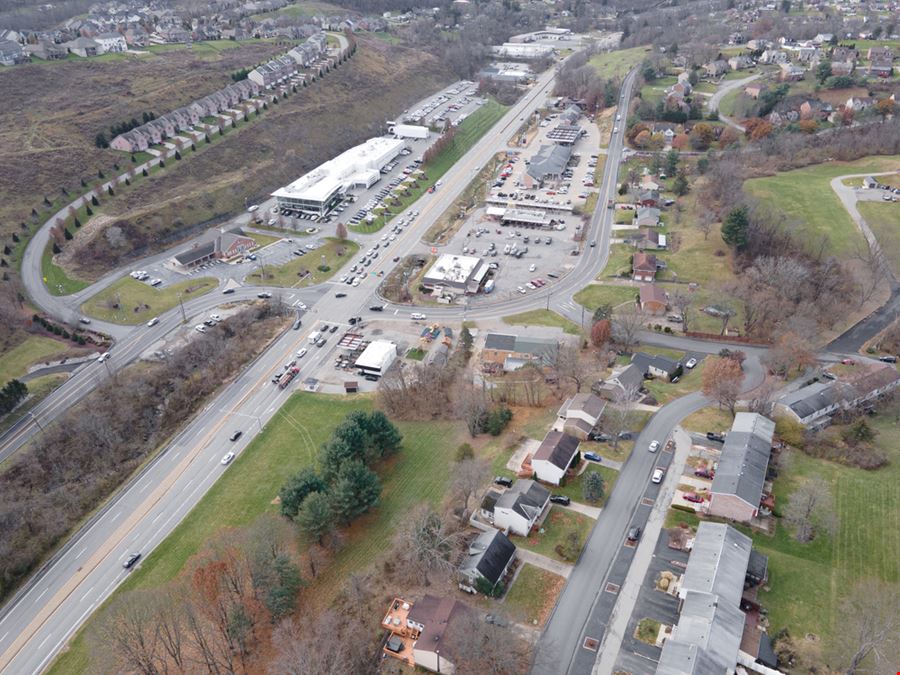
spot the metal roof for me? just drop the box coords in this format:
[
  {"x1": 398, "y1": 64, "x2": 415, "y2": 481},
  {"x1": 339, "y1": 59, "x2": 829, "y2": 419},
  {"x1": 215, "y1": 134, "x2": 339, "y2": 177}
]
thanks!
[{"x1": 527, "y1": 143, "x2": 573, "y2": 180}]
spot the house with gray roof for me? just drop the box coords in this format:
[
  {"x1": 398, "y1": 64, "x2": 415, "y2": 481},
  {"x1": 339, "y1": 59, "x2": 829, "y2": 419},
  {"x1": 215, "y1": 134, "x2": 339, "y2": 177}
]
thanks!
[
  {"x1": 554, "y1": 393, "x2": 606, "y2": 439},
  {"x1": 632, "y1": 351, "x2": 682, "y2": 382},
  {"x1": 492, "y1": 479, "x2": 550, "y2": 536},
  {"x1": 458, "y1": 529, "x2": 516, "y2": 594},
  {"x1": 532, "y1": 430, "x2": 580, "y2": 485},
  {"x1": 594, "y1": 363, "x2": 644, "y2": 401},
  {"x1": 525, "y1": 143, "x2": 573, "y2": 187},
  {"x1": 657, "y1": 521, "x2": 774, "y2": 675},
  {"x1": 708, "y1": 413, "x2": 774, "y2": 523},
  {"x1": 482, "y1": 332, "x2": 561, "y2": 372}
]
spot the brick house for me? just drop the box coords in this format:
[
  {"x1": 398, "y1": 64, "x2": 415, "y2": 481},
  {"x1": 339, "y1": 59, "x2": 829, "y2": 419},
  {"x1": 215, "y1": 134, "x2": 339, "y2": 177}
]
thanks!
[
  {"x1": 639, "y1": 284, "x2": 668, "y2": 314},
  {"x1": 632, "y1": 251, "x2": 657, "y2": 282}
]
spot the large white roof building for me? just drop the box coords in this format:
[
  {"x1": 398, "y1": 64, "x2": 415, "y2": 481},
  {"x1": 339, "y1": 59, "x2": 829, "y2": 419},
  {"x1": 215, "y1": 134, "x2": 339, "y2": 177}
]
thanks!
[
  {"x1": 422, "y1": 254, "x2": 488, "y2": 294},
  {"x1": 272, "y1": 136, "x2": 405, "y2": 215},
  {"x1": 354, "y1": 340, "x2": 398, "y2": 379}
]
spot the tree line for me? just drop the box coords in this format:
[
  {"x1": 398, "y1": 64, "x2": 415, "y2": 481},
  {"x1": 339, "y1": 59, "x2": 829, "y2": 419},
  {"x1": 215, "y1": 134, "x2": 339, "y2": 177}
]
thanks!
[{"x1": 0, "y1": 378, "x2": 26, "y2": 415}]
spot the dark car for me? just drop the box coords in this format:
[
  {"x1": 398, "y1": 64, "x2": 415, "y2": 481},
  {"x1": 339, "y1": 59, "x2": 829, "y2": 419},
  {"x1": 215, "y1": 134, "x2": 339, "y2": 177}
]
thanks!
[
  {"x1": 229, "y1": 430, "x2": 243, "y2": 442},
  {"x1": 349, "y1": 317, "x2": 358, "y2": 325},
  {"x1": 257, "y1": 291, "x2": 272, "y2": 299},
  {"x1": 335, "y1": 292, "x2": 347, "y2": 298},
  {"x1": 493, "y1": 476, "x2": 513, "y2": 488},
  {"x1": 706, "y1": 432, "x2": 725, "y2": 442},
  {"x1": 316, "y1": 337, "x2": 327, "y2": 347},
  {"x1": 393, "y1": 256, "x2": 401, "y2": 262},
  {"x1": 329, "y1": 324, "x2": 339, "y2": 333},
  {"x1": 583, "y1": 452, "x2": 602, "y2": 462},
  {"x1": 370, "y1": 305, "x2": 385, "y2": 312},
  {"x1": 694, "y1": 468, "x2": 713, "y2": 479},
  {"x1": 626, "y1": 526, "x2": 641, "y2": 543},
  {"x1": 550, "y1": 495, "x2": 571, "y2": 505},
  {"x1": 123, "y1": 552, "x2": 142, "y2": 569},
  {"x1": 879, "y1": 355, "x2": 898, "y2": 363},
  {"x1": 587, "y1": 432, "x2": 610, "y2": 442},
  {"x1": 222, "y1": 288, "x2": 235, "y2": 295}
]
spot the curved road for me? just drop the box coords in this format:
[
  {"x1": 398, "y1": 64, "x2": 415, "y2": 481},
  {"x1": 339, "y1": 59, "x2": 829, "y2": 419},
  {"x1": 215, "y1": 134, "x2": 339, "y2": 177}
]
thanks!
[{"x1": 707, "y1": 73, "x2": 760, "y2": 132}]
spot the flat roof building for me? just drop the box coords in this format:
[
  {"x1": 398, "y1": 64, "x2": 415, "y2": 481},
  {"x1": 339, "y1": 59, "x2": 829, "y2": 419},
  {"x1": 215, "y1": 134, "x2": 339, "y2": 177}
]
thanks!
[
  {"x1": 422, "y1": 254, "x2": 488, "y2": 295},
  {"x1": 272, "y1": 136, "x2": 405, "y2": 216},
  {"x1": 354, "y1": 340, "x2": 398, "y2": 379}
]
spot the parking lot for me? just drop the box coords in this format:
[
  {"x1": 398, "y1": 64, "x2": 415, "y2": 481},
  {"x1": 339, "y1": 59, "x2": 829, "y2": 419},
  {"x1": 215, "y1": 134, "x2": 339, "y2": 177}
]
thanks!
[{"x1": 401, "y1": 80, "x2": 482, "y2": 127}]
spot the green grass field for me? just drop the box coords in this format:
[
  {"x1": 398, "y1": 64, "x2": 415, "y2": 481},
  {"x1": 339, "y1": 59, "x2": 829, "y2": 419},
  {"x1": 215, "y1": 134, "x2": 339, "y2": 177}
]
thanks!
[
  {"x1": 49, "y1": 393, "x2": 465, "y2": 674},
  {"x1": 555, "y1": 464, "x2": 620, "y2": 506},
  {"x1": 681, "y1": 406, "x2": 733, "y2": 434},
  {"x1": 0, "y1": 336, "x2": 75, "y2": 382},
  {"x1": 858, "y1": 201, "x2": 900, "y2": 275},
  {"x1": 510, "y1": 506, "x2": 593, "y2": 561},
  {"x1": 81, "y1": 276, "x2": 217, "y2": 324},
  {"x1": 643, "y1": 360, "x2": 705, "y2": 404},
  {"x1": 502, "y1": 309, "x2": 581, "y2": 335},
  {"x1": 350, "y1": 99, "x2": 509, "y2": 234},
  {"x1": 744, "y1": 157, "x2": 900, "y2": 257},
  {"x1": 42, "y1": 243, "x2": 90, "y2": 296},
  {"x1": 504, "y1": 563, "x2": 565, "y2": 626},
  {"x1": 246, "y1": 238, "x2": 358, "y2": 287},
  {"x1": 574, "y1": 283, "x2": 637, "y2": 311},
  {"x1": 589, "y1": 46, "x2": 650, "y2": 80}
]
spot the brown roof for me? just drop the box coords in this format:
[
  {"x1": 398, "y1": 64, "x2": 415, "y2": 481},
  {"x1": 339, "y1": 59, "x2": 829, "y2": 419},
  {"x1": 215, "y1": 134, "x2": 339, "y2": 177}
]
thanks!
[
  {"x1": 407, "y1": 595, "x2": 472, "y2": 657},
  {"x1": 640, "y1": 284, "x2": 668, "y2": 305},
  {"x1": 633, "y1": 252, "x2": 658, "y2": 273},
  {"x1": 845, "y1": 363, "x2": 900, "y2": 397},
  {"x1": 535, "y1": 430, "x2": 581, "y2": 470}
]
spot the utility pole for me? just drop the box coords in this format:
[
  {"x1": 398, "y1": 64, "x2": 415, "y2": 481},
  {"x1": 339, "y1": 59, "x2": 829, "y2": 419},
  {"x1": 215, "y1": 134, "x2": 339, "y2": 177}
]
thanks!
[{"x1": 178, "y1": 293, "x2": 187, "y2": 323}]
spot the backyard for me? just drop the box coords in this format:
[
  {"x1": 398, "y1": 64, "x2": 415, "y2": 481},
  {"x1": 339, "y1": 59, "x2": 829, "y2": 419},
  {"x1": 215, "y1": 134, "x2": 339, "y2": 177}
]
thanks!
[
  {"x1": 81, "y1": 276, "x2": 218, "y2": 324},
  {"x1": 510, "y1": 506, "x2": 593, "y2": 562},
  {"x1": 554, "y1": 464, "x2": 620, "y2": 506}
]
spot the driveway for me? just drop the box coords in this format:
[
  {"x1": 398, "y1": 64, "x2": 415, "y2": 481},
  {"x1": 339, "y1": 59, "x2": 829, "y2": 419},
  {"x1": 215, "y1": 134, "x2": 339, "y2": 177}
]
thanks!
[
  {"x1": 517, "y1": 548, "x2": 574, "y2": 579},
  {"x1": 706, "y1": 73, "x2": 761, "y2": 132}
]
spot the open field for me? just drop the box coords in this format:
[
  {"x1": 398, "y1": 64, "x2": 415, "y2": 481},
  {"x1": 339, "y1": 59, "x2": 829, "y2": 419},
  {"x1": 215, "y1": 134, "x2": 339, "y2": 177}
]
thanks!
[
  {"x1": 744, "y1": 156, "x2": 900, "y2": 257},
  {"x1": 589, "y1": 46, "x2": 650, "y2": 80},
  {"x1": 574, "y1": 282, "x2": 637, "y2": 311},
  {"x1": 681, "y1": 406, "x2": 733, "y2": 434},
  {"x1": 504, "y1": 564, "x2": 566, "y2": 626},
  {"x1": 49, "y1": 393, "x2": 466, "y2": 673},
  {"x1": 667, "y1": 398, "x2": 900, "y2": 669},
  {"x1": 252, "y1": 1, "x2": 345, "y2": 19},
  {"x1": 511, "y1": 506, "x2": 593, "y2": 561},
  {"x1": 0, "y1": 335, "x2": 81, "y2": 382},
  {"x1": 503, "y1": 309, "x2": 581, "y2": 335},
  {"x1": 46, "y1": 38, "x2": 450, "y2": 279},
  {"x1": 0, "y1": 40, "x2": 288, "y2": 255},
  {"x1": 81, "y1": 276, "x2": 217, "y2": 324},
  {"x1": 245, "y1": 238, "x2": 358, "y2": 287},
  {"x1": 858, "y1": 201, "x2": 900, "y2": 275}
]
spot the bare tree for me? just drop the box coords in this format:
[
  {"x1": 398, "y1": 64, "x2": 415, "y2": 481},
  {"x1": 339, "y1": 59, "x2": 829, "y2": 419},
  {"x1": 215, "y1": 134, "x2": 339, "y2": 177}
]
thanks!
[
  {"x1": 831, "y1": 578, "x2": 900, "y2": 675},
  {"x1": 396, "y1": 505, "x2": 463, "y2": 586},
  {"x1": 853, "y1": 243, "x2": 891, "y2": 308},
  {"x1": 451, "y1": 458, "x2": 489, "y2": 519},
  {"x1": 270, "y1": 611, "x2": 377, "y2": 675},
  {"x1": 91, "y1": 589, "x2": 168, "y2": 675},
  {"x1": 784, "y1": 476, "x2": 838, "y2": 543},
  {"x1": 444, "y1": 608, "x2": 532, "y2": 675},
  {"x1": 695, "y1": 208, "x2": 715, "y2": 240},
  {"x1": 453, "y1": 379, "x2": 489, "y2": 437},
  {"x1": 669, "y1": 289, "x2": 695, "y2": 333},
  {"x1": 602, "y1": 384, "x2": 640, "y2": 450},
  {"x1": 553, "y1": 342, "x2": 590, "y2": 393},
  {"x1": 612, "y1": 308, "x2": 646, "y2": 352},
  {"x1": 701, "y1": 357, "x2": 744, "y2": 416}
]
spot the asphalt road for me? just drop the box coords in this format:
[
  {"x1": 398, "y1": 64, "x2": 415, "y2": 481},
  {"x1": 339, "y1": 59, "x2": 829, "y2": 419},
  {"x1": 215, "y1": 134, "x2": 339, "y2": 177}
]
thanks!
[{"x1": 0, "y1": 62, "x2": 570, "y2": 674}]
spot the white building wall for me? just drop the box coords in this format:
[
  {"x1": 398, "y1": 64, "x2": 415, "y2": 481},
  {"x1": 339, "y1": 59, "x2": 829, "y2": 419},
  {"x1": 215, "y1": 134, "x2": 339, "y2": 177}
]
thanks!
[
  {"x1": 494, "y1": 507, "x2": 530, "y2": 536},
  {"x1": 532, "y1": 460, "x2": 565, "y2": 486}
]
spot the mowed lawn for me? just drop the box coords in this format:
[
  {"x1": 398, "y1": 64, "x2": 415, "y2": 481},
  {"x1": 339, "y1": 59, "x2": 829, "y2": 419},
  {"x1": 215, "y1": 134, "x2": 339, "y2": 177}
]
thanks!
[
  {"x1": 744, "y1": 156, "x2": 900, "y2": 257},
  {"x1": 81, "y1": 276, "x2": 218, "y2": 324},
  {"x1": 503, "y1": 309, "x2": 581, "y2": 335},
  {"x1": 511, "y1": 506, "x2": 593, "y2": 561},
  {"x1": 554, "y1": 464, "x2": 620, "y2": 506},
  {"x1": 574, "y1": 283, "x2": 637, "y2": 311},
  {"x1": 858, "y1": 201, "x2": 900, "y2": 276},
  {"x1": 0, "y1": 336, "x2": 77, "y2": 382},
  {"x1": 504, "y1": 563, "x2": 566, "y2": 626},
  {"x1": 589, "y1": 46, "x2": 650, "y2": 79},
  {"x1": 245, "y1": 238, "x2": 358, "y2": 287},
  {"x1": 50, "y1": 393, "x2": 463, "y2": 673}
]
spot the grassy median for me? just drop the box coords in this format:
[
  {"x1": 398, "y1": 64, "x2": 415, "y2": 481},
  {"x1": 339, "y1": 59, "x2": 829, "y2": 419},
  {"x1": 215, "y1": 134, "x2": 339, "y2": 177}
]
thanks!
[{"x1": 81, "y1": 276, "x2": 217, "y2": 324}]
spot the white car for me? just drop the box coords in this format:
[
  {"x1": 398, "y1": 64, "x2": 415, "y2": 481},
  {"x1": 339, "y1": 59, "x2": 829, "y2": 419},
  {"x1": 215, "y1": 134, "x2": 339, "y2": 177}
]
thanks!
[
  {"x1": 529, "y1": 264, "x2": 536, "y2": 272},
  {"x1": 517, "y1": 286, "x2": 526, "y2": 294},
  {"x1": 210, "y1": 313, "x2": 221, "y2": 322},
  {"x1": 298, "y1": 302, "x2": 308, "y2": 311},
  {"x1": 339, "y1": 275, "x2": 348, "y2": 283},
  {"x1": 352, "y1": 279, "x2": 360, "y2": 287},
  {"x1": 146, "y1": 317, "x2": 159, "y2": 327},
  {"x1": 296, "y1": 348, "x2": 308, "y2": 358},
  {"x1": 651, "y1": 468, "x2": 664, "y2": 484},
  {"x1": 411, "y1": 312, "x2": 427, "y2": 320},
  {"x1": 685, "y1": 358, "x2": 698, "y2": 369},
  {"x1": 97, "y1": 352, "x2": 110, "y2": 363},
  {"x1": 221, "y1": 451, "x2": 236, "y2": 465},
  {"x1": 247, "y1": 205, "x2": 259, "y2": 213},
  {"x1": 195, "y1": 325, "x2": 207, "y2": 333},
  {"x1": 649, "y1": 440, "x2": 660, "y2": 453}
]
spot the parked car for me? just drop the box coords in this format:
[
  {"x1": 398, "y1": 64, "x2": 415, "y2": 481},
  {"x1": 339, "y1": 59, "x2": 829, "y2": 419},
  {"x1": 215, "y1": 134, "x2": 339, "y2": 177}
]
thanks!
[
  {"x1": 550, "y1": 495, "x2": 571, "y2": 505},
  {"x1": 626, "y1": 526, "x2": 641, "y2": 542},
  {"x1": 694, "y1": 468, "x2": 713, "y2": 479},
  {"x1": 229, "y1": 430, "x2": 243, "y2": 442},
  {"x1": 123, "y1": 553, "x2": 142, "y2": 569},
  {"x1": 685, "y1": 357, "x2": 698, "y2": 369},
  {"x1": 583, "y1": 452, "x2": 602, "y2": 462},
  {"x1": 684, "y1": 492, "x2": 704, "y2": 503},
  {"x1": 648, "y1": 440, "x2": 660, "y2": 453},
  {"x1": 587, "y1": 432, "x2": 610, "y2": 442},
  {"x1": 221, "y1": 451, "x2": 236, "y2": 465},
  {"x1": 706, "y1": 432, "x2": 725, "y2": 442},
  {"x1": 879, "y1": 355, "x2": 898, "y2": 363},
  {"x1": 651, "y1": 468, "x2": 664, "y2": 484},
  {"x1": 493, "y1": 476, "x2": 513, "y2": 488}
]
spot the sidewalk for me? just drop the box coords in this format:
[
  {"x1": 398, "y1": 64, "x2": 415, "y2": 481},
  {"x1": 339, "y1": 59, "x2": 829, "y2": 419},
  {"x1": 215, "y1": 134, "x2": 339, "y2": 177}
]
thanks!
[
  {"x1": 560, "y1": 501, "x2": 602, "y2": 519},
  {"x1": 516, "y1": 548, "x2": 573, "y2": 579},
  {"x1": 591, "y1": 425, "x2": 693, "y2": 674}
]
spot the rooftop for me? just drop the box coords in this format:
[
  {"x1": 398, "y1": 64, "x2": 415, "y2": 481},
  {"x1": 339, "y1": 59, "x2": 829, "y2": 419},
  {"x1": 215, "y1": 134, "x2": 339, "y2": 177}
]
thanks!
[
  {"x1": 458, "y1": 529, "x2": 516, "y2": 585},
  {"x1": 354, "y1": 340, "x2": 397, "y2": 371},
  {"x1": 710, "y1": 412, "x2": 774, "y2": 507},
  {"x1": 423, "y1": 254, "x2": 483, "y2": 285},
  {"x1": 534, "y1": 430, "x2": 580, "y2": 470}
]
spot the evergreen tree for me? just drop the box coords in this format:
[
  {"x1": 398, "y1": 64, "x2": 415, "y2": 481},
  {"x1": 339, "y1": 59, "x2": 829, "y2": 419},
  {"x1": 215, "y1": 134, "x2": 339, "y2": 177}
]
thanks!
[
  {"x1": 63, "y1": 228, "x2": 72, "y2": 240},
  {"x1": 296, "y1": 491, "x2": 334, "y2": 544},
  {"x1": 279, "y1": 467, "x2": 327, "y2": 519},
  {"x1": 583, "y1": 471, "x2": 605, "y2": 503},
  {"x1": 721, "y1": 205, "x2": 750, "y2": 249},
  {"x1": 330, "y1": 460, "x2": 380, "y2": 525}
]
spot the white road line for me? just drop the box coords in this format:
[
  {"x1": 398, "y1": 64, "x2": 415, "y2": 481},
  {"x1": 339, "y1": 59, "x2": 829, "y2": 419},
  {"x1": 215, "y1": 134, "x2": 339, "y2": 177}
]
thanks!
[
  {"x1": 152, "y1": 512, "x2": 163, "y2": 524},
  {"x1": 34, "y1": 588, "x2": 48, "y2": 602},
  {"x1": 75, "y1": 546, "x2": 87, "y2": 559},
  {"x1": 110, "y1": 510, "x2": 121, "y2": 522},
  {"x1": 80, "y1": 586, "x2": 95, "y2": 603},
  {"x1": 0, "y1": 631, "x2": 8, "y2": 643},
  {"x1": 36, "y1": 632, "x2": 53, "y2": 650}
]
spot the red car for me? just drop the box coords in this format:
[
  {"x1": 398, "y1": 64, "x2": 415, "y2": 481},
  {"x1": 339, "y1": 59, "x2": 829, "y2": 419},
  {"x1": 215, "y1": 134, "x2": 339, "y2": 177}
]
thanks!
[
  {"x1": 841, "y1": 358, "x2": 855, "y2": 365},
  {"x1": 694, "y1": 468, "x2": 713, "y2": 479},
  {"x1": 684, "y1": 493, "x2": 704, "y2": 503}
]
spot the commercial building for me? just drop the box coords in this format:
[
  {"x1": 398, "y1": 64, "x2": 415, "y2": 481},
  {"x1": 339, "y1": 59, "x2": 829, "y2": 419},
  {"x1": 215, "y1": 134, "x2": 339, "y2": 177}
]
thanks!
[
  {"x1": 708, "y1": 413, "x2": 775, "y2": 523},
  {"x1": 524, "y1": 143, "x2": 573, "y2": 187},
  {"x1": 476, "y1": 62, "x2": 532, "y2": 84},
  {"x1": 491, "y1": 42, "x2": 555, "y2": 59},
  {"x1": 421, "y1": 254, "x2": 488, "y2": 295},
  {"x1": 481, "y1": 332, "x2": 561, "y2": 372},
  {"x1": 173, "y1": 228, "x2": 256, "y2": 268},
  {"x1": 354, "y1": 340, "x2": 398, "y2": 379},
  {"x1": 272, "y1": 136, "x2": 406, "y2": 216}
]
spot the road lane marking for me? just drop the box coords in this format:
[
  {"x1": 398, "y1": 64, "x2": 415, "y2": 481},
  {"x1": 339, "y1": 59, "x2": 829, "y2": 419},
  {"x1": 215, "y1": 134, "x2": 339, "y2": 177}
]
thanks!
[
  {"x1": 36, "y1": 633, "x2": 52, "y2": 650},
  {"x1": 80, "y1": 586, "x2": 95, "y2": 603},
  {"x1": 34, "y1": 588, "x2": 48, "y2": 603},
  {"x1": 75, "y1": 547, "x2": 87, "y2": 559}
]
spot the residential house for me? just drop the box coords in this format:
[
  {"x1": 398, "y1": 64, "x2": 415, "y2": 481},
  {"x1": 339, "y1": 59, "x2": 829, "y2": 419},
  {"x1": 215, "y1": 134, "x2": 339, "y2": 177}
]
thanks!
[
  {"x1": 94, "y1": 32, "x2": 127, "y2": 53},
  {"x1": 846, "y1": 96, "x2": 875, "y2": 112},
  {"x1": 594, "y1": 363, "x2": 644, "y2": 401},
  {"x1": 775, "y1": 363, "x2": 900, "y2": 427},
  {"x1": 635, "y1": 189, "x2": 660, "y2": 207},
  {"x1": 779, "y1": 62, "x2": 805, "y2": 81},
  {"x1": 632, "y1": 351, "x2": 682, "y2": 381},
  {"x1": 632, "y1": 251, "x2": 657, "y2": 282},
  {"x1": 65, "y1": 37, "x2": 100, "y2": 57},
  {"x1": 830, "y1": 60, "x2": 854, "y2": 77},
  {"x1": 744, "y1": 83, "x2": 767, "y2": 99},
  {"x1": 634, "y1": 206, "x2": 661, "y2": 228},
  {"x1": 704, "y1": 59, "x2": 729, "y2": 77},
  {"x1": 173, "y1": 229, "x2": 256, "y2": 268},
  {"x1": 479, "y1": 488, "x2": 503, "y2": 522},
  {"x1": 23, "y1": 39, "x2": 67, "y2": 60},
  {"x1": 149, "y1": 116, "x2": 175, "y2": 139},
  {"x1": 707, "y1": 413, "x2": 775, "y2": 523},
  {"x1": 639, "y1": 284, "x2": 668, "y2": 314},
  {"x1": 0, "y1": 40, "x2": 25, "y2": 65},
  {"x1": 110, "y1": 129, "x2": 150, "y2": 152},
  {"x1": 458, "y1": 529, "x2": 516, "y2": 594},
  {"x1": 758, "y1": 49, "x2": 787, "y2": 65},
  {"x1": 746, "y1": 39, "x2": 771, "y2": 51},
  {"x1": 869, "y1": 56, "x2": 893, "y2": 77},
  {"x1": 799, "y1": 100, "x2": 829, "y2": 120},
  {"x1": 727, "y1": 55, "x2": 753, "y2": 71},
  {"x1": 633, "y1": 228, "x2": 666, "y2": 251},
  {"x1": 656, "y1": 521, "x2": 777, "y2": 674},
  {"x1": 532, "y1": 431, "x2": 580, "y2": 485},
  {"x1": 554, "y1": 393, "x2": 606, "y2": 439},
  {"x1": 863, "y1": 176, "x2": 879, "y2": 189},
  {"x1": 381, "y1": 595, "x2": 474, "y2": 673},
  {"x1": 481, "y1": 333, "x2": 561, "y2": 372},
  {"x1": 492, "y1": 480, "x2": 550, "y2": 536},
  {"x1": 867, "y1": 46, "x2": 893, "y2": 62},
  {"x1": 813, "y1": 33, "x2": 833, "y2": 44},
  {"x1": 676, "y1": 71, "x2": 692, "y2": 86},
  {"x1": 831, "y1": 46, "x2": 858, "y2": 63}
]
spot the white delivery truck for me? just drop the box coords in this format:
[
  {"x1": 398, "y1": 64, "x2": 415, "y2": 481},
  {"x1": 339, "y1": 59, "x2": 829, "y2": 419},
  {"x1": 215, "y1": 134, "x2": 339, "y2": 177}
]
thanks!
[
  {"x1": 390, "y1": 124, "x2": 429, "y2": 140},
  {"x1": 308, "y1": 330, "x2": 322, "y2": 344}
]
